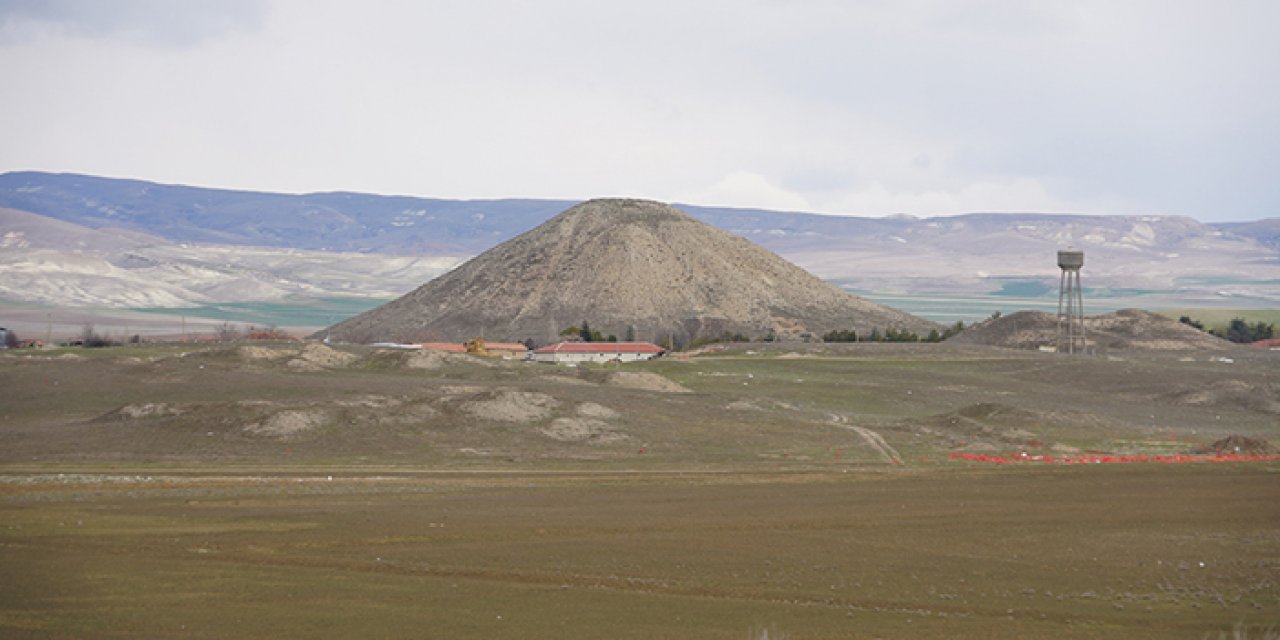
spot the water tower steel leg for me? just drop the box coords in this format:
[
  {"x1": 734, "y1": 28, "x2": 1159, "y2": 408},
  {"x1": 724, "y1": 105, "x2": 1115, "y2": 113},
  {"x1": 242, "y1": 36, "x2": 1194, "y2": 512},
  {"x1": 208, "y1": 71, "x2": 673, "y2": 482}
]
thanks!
[
  {"x1": 1075, "y1": 269, "x2": 1085, "y2": 353},
  {"x1": 1057, "y1": 269, "x2": 1067, "y2": 353}
]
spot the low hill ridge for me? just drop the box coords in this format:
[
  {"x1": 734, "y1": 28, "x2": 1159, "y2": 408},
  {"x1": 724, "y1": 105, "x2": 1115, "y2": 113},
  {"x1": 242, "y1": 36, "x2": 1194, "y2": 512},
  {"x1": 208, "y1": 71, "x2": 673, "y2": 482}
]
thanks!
[{"x1": 949, "y1": 309, "x2": 1237, "y2": 352}]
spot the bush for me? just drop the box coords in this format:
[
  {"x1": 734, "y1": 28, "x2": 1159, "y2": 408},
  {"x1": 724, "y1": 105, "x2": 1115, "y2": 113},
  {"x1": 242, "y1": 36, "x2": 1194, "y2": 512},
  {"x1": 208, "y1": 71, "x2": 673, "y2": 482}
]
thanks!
[
  {"x1": 823, "y1": 329, "x2": 858, "y2": 343},
  {"x1": 245, "y1": 325, "x2": 293, "y2": 340},
  {"x1": 80, "y1": 324, "x2": 116, "y2": 348}
]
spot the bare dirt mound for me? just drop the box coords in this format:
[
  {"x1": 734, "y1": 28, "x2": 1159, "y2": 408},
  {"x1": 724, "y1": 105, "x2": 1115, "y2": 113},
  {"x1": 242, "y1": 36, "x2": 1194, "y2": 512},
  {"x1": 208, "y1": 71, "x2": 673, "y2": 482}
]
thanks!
[
  {"x1": 541, "y1": 418, "x2": 628, "y2": 443},
  {"x1": 404, "y1": 350, "x2": 446, "y2": 370},
  {"x1": 363, "y1": 348, "x2": 492, "y2": 370},
  {"x1": 235, "y1": 345, "x2": 292, "y2": 361},
  {"x1": 575, "y1": 402, "x2": 620, "y2": 420},
  {"x1": 949, "y1": 309, "x2": 1235, "y2": 352},
  {"x1": 1193, "y1": 434, "x2": 1277, "y2": 455},
  {"x1": 461, "y1": 391, "x2": 560, "y2": 423},
  {"x1": 243, "y1": 409, "x2": 330, "y2": 438},
  {"x1": 1162, "y1": 380, "x2": 1280, "y2": 414},
  {"x1": 901, "y1": 402, "x2": 1089, "y2": 449},
  {"x1": 288, "y1": 343, "x2": 358, "y2": 370},
  {"x1": 318, "y1": 198, "x2": 935, "y2": 344},
  {"x1": 95, "y1": 403, "x2": 188, "y2": 421},
  {"x1": 606, "y1": 371, "x2": 691, "y2": 394},
  {"x1": 539, "y1": 402, "x2": 627, "y2": 442}
]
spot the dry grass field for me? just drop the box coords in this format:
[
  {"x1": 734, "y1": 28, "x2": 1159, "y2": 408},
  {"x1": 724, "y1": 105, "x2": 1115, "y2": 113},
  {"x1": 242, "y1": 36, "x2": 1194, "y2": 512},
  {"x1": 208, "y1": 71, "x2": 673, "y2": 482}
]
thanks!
[{"x1": 1, "y1": 341, "x2": 1277, "y2": 638}]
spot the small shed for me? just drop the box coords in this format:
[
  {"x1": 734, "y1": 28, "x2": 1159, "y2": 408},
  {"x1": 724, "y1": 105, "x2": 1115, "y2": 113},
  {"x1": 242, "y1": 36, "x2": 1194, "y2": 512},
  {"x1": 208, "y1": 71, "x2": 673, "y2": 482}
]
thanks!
[{"x1": 531, "y1": 341, "x2": 665, "y2": 364}]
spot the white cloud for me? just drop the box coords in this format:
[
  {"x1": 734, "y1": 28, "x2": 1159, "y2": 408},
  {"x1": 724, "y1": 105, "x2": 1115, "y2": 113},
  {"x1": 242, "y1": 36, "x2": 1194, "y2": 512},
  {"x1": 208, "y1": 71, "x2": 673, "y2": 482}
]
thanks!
[
  {"x1": 0, "y1": 0, "x2": 1276, "y2": 221},
  {"x1": 678, "y1": 172, "x2": 812, "y2": 212}
]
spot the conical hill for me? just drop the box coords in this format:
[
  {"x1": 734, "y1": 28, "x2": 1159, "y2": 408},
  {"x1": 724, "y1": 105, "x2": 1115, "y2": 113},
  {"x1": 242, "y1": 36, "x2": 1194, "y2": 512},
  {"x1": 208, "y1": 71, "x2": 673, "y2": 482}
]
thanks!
[{"x1": 319, "y1": 199, "x2": 936, "y2": 344}]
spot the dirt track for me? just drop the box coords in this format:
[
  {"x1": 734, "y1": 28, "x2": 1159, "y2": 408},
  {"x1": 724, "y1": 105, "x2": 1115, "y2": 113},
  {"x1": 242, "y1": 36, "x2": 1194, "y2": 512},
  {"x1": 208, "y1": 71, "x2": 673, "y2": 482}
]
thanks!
[{"x1": 828, "y1": 413, "x2": 903, "y2": 464}]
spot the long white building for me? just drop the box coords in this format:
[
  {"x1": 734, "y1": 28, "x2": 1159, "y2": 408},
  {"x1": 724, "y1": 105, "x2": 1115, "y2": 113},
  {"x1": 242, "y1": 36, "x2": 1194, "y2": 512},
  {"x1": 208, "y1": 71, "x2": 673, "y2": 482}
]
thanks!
[{"x1": 530, "y1": 341, "x2": 665, "y2": 364}]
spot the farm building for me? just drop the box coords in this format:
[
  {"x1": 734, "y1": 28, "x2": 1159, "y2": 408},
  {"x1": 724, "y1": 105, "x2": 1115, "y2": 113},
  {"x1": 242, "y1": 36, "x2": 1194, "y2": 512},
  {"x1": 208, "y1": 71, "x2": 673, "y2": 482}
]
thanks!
[
  {"x1": 416, "y1": 341, "x2": 529, "y2": 358},
  {"x1": 484, "y1": 342, "x2": 531, "y2": 358},
  {"x1": 531, "y1": 341, "x2": 665, "y2": 364},
  {"x1": 416, "y1": 342, "x2": 467, "y2": 353}
]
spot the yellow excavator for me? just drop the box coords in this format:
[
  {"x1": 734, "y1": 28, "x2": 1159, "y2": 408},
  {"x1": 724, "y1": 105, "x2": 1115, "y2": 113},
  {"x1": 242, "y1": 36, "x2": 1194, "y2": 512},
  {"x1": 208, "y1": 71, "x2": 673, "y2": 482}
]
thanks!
[{"x1": 464, "y1": 337, "x2": 489, "y2": 356}]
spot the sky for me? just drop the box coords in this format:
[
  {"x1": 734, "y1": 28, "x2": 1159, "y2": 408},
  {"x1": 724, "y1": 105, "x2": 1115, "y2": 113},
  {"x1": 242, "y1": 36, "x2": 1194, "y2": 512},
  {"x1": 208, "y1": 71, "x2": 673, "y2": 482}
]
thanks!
[{"x1": 0, "y1": 0, "x2": 1277, "y2": 222}]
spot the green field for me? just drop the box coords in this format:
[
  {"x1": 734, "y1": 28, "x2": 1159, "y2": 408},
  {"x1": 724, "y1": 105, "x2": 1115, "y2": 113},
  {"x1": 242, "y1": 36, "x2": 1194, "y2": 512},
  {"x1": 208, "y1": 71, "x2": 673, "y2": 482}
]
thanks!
[
  {"x1": 131, "y1": 296, "x2": 392, "y2": 329},
  {"x1": 1157, "y1": 309, "x2": 1280, "y2": 333}
]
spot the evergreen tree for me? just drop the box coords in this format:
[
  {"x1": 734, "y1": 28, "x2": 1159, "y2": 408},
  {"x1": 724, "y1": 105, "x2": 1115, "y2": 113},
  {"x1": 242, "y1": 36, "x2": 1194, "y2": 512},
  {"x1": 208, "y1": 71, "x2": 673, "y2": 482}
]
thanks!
[{"x1": 1226, "y1": 318, "x2": 1251, "y2": 343}]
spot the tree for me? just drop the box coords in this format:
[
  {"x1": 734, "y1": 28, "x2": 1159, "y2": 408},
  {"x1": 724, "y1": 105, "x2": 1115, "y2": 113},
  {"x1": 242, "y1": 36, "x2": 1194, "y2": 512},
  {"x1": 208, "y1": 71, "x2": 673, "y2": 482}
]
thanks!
[
  {"x1": 559, "y1": 325, "x2": 580, "y2": 337},
  {"x1": 1226, "y1": 318, "x2": 1251, "y2": 343},
  {"x1": 823, "y1": 329, "x2": 857, "y2": 342},
  {"x1": 926, "y1": 329, "x2": 941, "y2": 343},
  {"x1": 624, "y1": 325, "x2": 636, "y2": 342},
  {"x1": 1253, "y1": 321, "x2": 1275, "y2": 341},
  {"x1": 941, "y1": 321, "x2": 965, "y2": 340},
  {"x1": 2, "y1": 327, "x2": 18, "y2": 348},
  {"x1": 868, "y1": 327, "x2": 881, "y2": 342},
  {"x1": 80, "y1": 324, "x2": 114, "y2": 348},
  {"x1": 1224, "y1": 317, "x2": 1275, "y2": 343},
  {"x1": 579, "y1": 321, "x2": 593, "y2": 342},
  {"x1": 215, "y1": 322, "x2": 242, "y2": 341}
]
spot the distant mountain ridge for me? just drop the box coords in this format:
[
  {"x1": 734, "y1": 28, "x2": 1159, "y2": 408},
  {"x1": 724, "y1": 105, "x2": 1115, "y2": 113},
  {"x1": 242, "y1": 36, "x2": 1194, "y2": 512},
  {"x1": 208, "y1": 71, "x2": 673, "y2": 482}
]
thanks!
[
  {"x1": 1, "y1": 171, "x2": 1277, "y2": 309},
  {"x1": 0, "y1": 171, "x2": 577, "y2": 254},
  {"x1": 3, "y1": 171, "x2": 1274, "y2": 254}
]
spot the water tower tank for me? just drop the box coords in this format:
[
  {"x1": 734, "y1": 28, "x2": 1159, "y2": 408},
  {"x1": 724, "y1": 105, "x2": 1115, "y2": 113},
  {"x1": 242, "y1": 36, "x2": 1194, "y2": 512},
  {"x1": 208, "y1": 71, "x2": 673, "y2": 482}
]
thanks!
[{"x1": 1057, "y1": 249, "x2": 1084, "y2": 270}]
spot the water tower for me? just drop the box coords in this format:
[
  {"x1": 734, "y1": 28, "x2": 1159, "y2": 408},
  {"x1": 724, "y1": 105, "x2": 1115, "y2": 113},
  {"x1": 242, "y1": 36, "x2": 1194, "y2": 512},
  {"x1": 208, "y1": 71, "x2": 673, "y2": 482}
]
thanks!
[{"x1": 1056, "y1": 249, "x2": 1085, "y2": 354}]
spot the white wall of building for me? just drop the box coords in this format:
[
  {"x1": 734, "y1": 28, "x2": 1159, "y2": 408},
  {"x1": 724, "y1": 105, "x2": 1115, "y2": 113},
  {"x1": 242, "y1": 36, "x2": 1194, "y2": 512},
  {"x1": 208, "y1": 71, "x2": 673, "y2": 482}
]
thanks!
[{"x1": 531, "y1": 351, "x2": 659, "y2": 364}]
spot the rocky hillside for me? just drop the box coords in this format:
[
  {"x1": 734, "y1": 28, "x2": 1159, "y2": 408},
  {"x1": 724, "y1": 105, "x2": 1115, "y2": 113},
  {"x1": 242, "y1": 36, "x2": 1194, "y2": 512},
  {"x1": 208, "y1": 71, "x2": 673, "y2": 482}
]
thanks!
[
  {"x1": 949, "y1": 309, "x2": 1238, "y2": 352},
  {"x1": 319, "y1": 199, "x2": 937, "y2": 344}
]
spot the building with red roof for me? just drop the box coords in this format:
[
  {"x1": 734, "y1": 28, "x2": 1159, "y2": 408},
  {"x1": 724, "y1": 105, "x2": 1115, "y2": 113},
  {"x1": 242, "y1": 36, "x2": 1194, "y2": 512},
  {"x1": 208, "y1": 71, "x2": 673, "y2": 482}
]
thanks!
[
  {"x1": 416, "y1": 342, "x2": 467, "y2": 353},
  {"x1": 416, "y1": 341, "x2": 530, "y2": 358},
  {"x1": 531, "y1": 341, "x2": 665, "y2": 364}
]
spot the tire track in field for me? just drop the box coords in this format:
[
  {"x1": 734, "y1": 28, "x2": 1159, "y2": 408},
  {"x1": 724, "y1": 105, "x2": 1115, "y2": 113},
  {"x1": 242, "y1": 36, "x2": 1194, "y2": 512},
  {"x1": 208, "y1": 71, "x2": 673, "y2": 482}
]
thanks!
[{"x1": 827, "y1": 413, "x2": 903, "y2": 465}]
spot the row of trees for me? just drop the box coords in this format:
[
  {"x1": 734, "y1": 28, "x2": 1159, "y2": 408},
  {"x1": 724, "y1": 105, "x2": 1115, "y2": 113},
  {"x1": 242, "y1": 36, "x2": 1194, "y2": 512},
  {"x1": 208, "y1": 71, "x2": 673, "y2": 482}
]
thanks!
[
  {"x1": 1180, "y1": 316, "x2": 1275, "y2": 344},
  {"x1": 822, "y1": 321, "x2": 966, "y2": 344},
  {"x1": 557, "y1": 319, "x2": 976, "y2": 347},
  {"x1": 213, "y1": 322, "x2": 293, "y2": 341},
  {"x1": 558, "y1": 321, "x2": 650, "y2": 344},
  {"x1": 558, "y1": 321, "x2": 618, "y2": 343}
]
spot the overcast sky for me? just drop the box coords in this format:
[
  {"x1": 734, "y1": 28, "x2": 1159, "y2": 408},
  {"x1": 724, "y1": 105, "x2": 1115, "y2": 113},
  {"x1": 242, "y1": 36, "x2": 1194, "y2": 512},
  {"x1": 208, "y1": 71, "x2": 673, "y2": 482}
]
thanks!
[{"x1": 0, "y1": 1, "x2": 1276, "y2": 222}]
